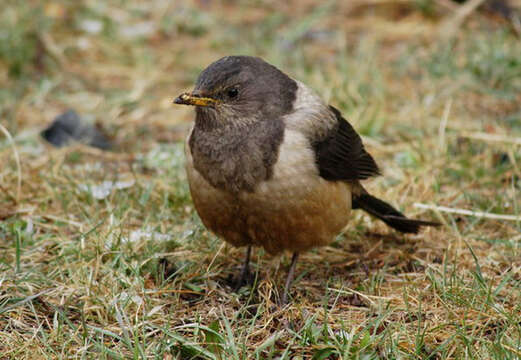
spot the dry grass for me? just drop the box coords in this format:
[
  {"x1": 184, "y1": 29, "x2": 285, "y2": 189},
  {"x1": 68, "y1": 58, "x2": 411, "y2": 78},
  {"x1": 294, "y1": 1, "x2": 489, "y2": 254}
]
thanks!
[{"x1": 1, "y1": 0, "x2": 521, "y2": 358}]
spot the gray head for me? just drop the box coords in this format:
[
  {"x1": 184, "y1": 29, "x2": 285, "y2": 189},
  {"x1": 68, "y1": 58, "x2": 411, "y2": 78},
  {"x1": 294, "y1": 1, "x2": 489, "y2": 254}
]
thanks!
[{"x1": 174, "y1": 56, "x2": 297, "y2": 128}]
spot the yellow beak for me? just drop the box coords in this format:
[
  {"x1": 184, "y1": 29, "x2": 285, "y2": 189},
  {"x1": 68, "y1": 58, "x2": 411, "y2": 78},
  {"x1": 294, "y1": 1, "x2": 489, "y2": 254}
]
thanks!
[{"x1": 173, "y1": 92, "x2": 218, "y2": 107}]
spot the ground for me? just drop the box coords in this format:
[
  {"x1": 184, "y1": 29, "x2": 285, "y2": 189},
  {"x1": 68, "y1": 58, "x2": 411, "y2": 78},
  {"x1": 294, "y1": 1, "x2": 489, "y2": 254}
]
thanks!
[{"x1": 1, "y1": 0, "x2": 521, "y2": 358}]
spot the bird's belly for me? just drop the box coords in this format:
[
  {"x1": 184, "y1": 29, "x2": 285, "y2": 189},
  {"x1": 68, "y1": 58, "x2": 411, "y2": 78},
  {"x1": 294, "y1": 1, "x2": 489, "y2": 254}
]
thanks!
[
  {"x1": 239, "y1": 175, "x2": 352, "y2": 254},
  {"x1": 187, "y1": 166, "x2": 351, "y2": 254},
  {"x1": 185, "y1": 130, "x2": 352, "y2": 254}
]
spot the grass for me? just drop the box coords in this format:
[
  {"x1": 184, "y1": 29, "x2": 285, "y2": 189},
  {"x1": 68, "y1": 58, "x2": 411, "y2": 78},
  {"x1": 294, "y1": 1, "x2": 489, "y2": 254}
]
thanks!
[{"x1": 1, "y1": 0, "x2": 521, "y2": 358}]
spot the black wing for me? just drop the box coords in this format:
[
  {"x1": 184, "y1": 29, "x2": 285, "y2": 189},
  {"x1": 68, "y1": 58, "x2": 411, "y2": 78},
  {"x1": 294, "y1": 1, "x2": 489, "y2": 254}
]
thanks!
[{"x1": 312, "y1": 106, "x2": 380, "y2": 181}]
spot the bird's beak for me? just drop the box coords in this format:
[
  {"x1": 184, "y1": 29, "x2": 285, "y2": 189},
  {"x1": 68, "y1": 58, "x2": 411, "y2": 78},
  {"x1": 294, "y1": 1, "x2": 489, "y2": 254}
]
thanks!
[{"x1": 173, "y1": 92, "x2": 218, "y2": 107}]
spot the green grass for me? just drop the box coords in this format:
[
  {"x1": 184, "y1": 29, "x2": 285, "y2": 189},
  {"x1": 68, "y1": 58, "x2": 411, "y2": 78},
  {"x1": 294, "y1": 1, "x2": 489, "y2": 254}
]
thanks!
[{"x1": 1, "y1": 0, "x2": 521, "y2": 358}]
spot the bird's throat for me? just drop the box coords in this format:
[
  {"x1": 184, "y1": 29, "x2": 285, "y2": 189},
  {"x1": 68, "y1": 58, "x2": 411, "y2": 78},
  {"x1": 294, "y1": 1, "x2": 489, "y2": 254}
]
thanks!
[{"x1": 189, "y1": 115, "x2": 285, "y2": 194}]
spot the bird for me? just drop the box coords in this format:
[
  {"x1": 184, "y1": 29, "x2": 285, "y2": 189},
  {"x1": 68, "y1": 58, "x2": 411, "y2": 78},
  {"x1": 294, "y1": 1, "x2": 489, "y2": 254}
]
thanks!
[{"x1": 174, "y1": 55, "x2": 439, "y2": 304}]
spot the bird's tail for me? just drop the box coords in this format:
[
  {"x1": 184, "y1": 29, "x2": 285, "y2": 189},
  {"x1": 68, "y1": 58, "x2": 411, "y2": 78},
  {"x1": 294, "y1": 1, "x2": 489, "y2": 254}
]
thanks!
[{"x1": 352, "y1": 193, "x2": 440, "y2": 234}]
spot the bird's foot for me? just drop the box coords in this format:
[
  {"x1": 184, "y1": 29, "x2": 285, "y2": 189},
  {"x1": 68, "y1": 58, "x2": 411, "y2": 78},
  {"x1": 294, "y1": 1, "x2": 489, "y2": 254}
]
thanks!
[
  {"x1": 231, "y1": 265, "x2": 255, "y2": 292},
  {"x1": 280, "y1": 288, "x2": 290, "y2": 306},
  {"x1": 279, "y1": 252, "x2": 300, "y2": 305}
]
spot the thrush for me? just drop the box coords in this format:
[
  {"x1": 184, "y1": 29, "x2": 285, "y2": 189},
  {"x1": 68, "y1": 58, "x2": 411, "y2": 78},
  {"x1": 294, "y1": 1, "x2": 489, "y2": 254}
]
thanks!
[{"x1": 174, "y1": 56, "x2": 439, "y2": 304}]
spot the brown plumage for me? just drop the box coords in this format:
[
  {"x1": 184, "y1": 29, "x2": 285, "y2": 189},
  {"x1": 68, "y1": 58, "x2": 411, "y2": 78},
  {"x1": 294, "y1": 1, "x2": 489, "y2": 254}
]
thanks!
[{"x1": 174, "y1": 55, "x2": 439, "y2": 303}]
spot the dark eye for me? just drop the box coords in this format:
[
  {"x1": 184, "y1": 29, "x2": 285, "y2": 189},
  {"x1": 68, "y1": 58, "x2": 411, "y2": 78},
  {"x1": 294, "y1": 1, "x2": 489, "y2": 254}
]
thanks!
[{"x1": 226, "y1": 88, "x2": 238, "y2": 99}]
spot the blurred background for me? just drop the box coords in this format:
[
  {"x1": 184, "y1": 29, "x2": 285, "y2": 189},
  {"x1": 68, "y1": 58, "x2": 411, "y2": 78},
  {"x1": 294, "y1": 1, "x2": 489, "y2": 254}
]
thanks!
[
  {"x1": 2, "y1": 0, "x2": 520, "y2": 149},
  {"x1": 1, "y1": 0, "x2": 521, "y2": 358}
]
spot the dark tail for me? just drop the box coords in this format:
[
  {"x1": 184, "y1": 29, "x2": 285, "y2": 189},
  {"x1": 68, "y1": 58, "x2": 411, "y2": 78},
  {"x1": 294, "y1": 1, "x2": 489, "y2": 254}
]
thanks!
[{"x1": 352, "y1": 194, "x2": 440, "y2": 234}]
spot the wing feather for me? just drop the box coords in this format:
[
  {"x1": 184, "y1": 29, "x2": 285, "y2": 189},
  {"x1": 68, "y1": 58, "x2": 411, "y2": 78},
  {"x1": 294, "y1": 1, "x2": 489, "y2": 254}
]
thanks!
[{"x1": 312, "y1": 106, "x2": 380, "y2": 181}]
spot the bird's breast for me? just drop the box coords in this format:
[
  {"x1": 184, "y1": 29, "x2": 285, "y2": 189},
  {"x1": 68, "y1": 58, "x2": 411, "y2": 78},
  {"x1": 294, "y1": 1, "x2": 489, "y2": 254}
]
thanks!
[
  {"x1": 188, "y1": 118, "x2": 284, "y2": 194},
  {"x1": 244, "y1": 129, "x2": 323, "y2": 201},
  {"x1": 185, "y1": 128, "x2": 352, "y2": 254}
]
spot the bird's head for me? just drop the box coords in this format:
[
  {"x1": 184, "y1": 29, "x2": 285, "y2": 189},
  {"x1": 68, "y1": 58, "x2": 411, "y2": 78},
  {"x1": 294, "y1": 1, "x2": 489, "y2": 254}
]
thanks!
[{"x1": 174, "y1": 56, "x2": 297, "y2": 127}]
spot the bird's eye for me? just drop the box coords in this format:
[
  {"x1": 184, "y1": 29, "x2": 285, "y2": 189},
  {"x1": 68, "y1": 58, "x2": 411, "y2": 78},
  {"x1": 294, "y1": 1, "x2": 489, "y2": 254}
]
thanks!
[{"x1": 226, "y1": 88, "x2": 239, "y2": 99}]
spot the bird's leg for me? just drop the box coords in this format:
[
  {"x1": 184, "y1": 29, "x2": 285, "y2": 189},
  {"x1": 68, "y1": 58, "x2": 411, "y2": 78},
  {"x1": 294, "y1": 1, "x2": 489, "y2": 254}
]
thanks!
[
  {"x1": 281, "y1": 252, "x2": 300, "y2": 305},
  {"x1": 233, "y1": 245, "x2": 252, "y2": 291}
]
